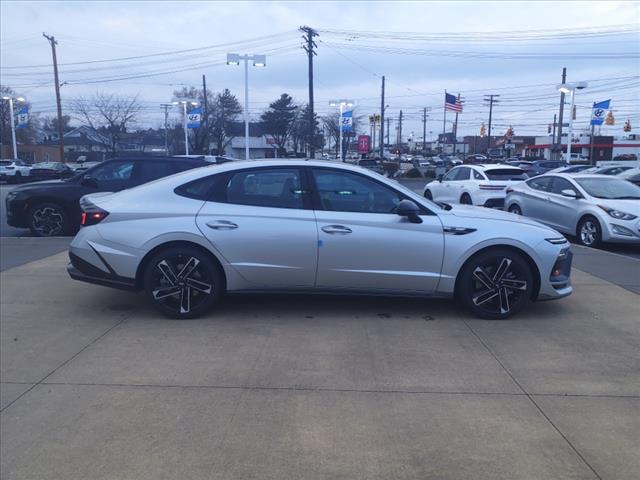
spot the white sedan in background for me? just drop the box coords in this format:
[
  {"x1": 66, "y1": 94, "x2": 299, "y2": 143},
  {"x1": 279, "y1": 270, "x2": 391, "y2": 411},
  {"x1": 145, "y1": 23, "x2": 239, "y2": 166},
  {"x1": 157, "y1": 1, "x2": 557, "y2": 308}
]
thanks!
[{"x1": 423, "y1": 164, "x2": 528, "y2": 209}]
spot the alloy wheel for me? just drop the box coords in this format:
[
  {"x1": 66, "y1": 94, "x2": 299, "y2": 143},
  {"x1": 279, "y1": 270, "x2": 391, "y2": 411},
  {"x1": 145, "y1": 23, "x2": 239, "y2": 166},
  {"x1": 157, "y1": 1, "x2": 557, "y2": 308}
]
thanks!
[
  {"x1": 580, "y1": 221, "x2": 598, "y2": 246},
  {"x1": 31, "y1": 206, "x2": 65, "y2": 236},
  {"x1": 469, "y1": 257, "x2": 529, "y2": 316},
  {"x1": 149, "y1": 253, "x2": 214, "y2": 316},
  {"x1": 508, "y1": 205, "x2": 522, "y2": 215}
]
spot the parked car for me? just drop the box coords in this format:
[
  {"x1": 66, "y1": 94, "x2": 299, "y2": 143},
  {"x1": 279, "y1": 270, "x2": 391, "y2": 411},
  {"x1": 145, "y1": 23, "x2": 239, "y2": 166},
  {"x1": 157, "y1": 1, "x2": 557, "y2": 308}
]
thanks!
[
  {"x1": 72, "y1": 161, "x2": 103, "y2": 173},
  {"x1": 466, "y1": 154, "x2": 488, "y2": 163},
  {"x1": 547, "y1": 164, "x2": 593, "y2": 174},
  {"x1": 423, "y1": 164, "x2": 528, "y2": 208},
  {"x1": 5, "y1": 156, "x2": 212, "y2": 237},
  {"x1": 525, "y1": 160, "x2": 567, "y2": 177},
  {"x1": 67, "y1": 159, "x2": 572, "y2": 319},
  {"x1": 29, "y1": 162, "x2": 76, "y2": 181},
  {"x1": 582, "y1": 165, "x2": 635, "y2": 176},
  {"x1": 506, "y1": 174, "x2": 640, "y2": 247},
  {"x1": 356, "y1": 158, "x2": 384, "y2": 175},
  {"x1": 0, "y1": 159, "x2": 31, "y2": 183},
  {"x1": 617, "y1": 167, "x2": 640, "y2": 187}
]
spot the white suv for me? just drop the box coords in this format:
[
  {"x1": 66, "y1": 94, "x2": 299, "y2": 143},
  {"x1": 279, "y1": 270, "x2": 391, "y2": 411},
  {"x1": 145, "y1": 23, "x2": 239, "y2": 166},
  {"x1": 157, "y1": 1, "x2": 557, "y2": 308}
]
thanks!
[
  {"x1": 0, "y1": 159, "x2": 31, "y2": 183},
  {"x1": 423, "y1": 164, "x2": 528, "y2": 208}
]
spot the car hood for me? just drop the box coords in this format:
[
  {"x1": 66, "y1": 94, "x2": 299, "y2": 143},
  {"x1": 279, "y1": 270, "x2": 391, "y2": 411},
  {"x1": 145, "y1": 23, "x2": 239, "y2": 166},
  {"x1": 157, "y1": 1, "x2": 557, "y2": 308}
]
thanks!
[
  {"x1": 11, "y1": 179, "x2": 73, "y2": 190},
  {"x1": 447, "y1": 204, "x2": 558, "y2": 230}
]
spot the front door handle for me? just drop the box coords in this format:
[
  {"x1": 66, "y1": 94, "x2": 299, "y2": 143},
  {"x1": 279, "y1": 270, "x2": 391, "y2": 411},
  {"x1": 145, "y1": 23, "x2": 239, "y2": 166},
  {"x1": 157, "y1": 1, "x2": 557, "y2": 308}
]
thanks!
[
  {"x1": 321, "y1": 225, "x2": 352, "y2": 235},
  {"x1": 206, "y1": 220, "x2": 238, "y2": 230}
]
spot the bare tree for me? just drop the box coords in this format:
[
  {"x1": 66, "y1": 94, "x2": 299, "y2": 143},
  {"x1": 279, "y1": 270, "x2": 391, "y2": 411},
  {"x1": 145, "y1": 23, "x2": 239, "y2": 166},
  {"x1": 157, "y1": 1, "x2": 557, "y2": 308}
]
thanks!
[
  {"x1": 72, "y1": 93, "x2": 142, "y2": 154},
  {"x1": 322, "y1": 110, "x2": 362, "y2": 157}
]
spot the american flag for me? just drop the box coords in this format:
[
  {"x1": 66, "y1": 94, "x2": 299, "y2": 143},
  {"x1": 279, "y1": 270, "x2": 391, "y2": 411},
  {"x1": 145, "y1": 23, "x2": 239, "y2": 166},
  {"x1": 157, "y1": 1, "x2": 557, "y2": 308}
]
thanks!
[{"x1": 445, "y1": 93, "x2": 463, "y2": 113}]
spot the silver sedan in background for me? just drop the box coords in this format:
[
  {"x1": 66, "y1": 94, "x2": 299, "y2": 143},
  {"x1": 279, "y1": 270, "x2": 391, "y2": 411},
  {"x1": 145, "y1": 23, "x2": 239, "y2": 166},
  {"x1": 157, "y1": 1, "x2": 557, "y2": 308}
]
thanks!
[{"x1": 506, "y1": 173, "x2": 640, "y2": 247}]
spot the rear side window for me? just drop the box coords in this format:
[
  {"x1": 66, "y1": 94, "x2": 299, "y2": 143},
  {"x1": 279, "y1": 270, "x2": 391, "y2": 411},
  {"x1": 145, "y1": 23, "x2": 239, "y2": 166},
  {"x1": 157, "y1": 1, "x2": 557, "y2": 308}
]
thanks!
[
  {"x1": 137, "y1": 161, "x2": 176, "y2": 182},
  {"x1": 224, "y1": 168, "x2": 304, "y2": 209},
  {"x1": 527, "y1": 176, "x2": 553, "y2": 192},
  {"x1": 174, "y1": 174, "x2": 224, "y2": 200},
  {"x1": 473, "y1": 170, "x2": 485, "y2": 180}
]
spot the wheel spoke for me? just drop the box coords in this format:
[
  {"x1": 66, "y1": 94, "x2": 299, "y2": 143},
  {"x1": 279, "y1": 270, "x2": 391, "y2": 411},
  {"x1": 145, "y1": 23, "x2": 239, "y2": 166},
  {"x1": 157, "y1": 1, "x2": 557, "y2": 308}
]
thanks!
[
  {"x1": 157, "y1": 260, "x2": 178, "y2": 285},
  {"x1": 186, "y1": 278, "x2": 212, "y2": 294},
  {"x1": 473, "y1": 267, "x2": 494, "y2": 289},
  {"x1": 499, "y1": 287, "x2": 511, "y2": 313},
  {"x1": 177, "y1": 257, "x2": 200, "y2": 280},
  {"x1": 152, "y1": 285, "x2": 181, "y2": 299},
  {"x1": 180, "y1": 286, "x2": 191, "y2": 313},
  {"x1": 501, "y1": 278, "x2": 527, "y2": 290},
  {"x1": 492, "y1": 258, "x2": 512, "y2": 283},
  {"x1": 473, "y1": 288, "x2": 499, "y2": 306}
]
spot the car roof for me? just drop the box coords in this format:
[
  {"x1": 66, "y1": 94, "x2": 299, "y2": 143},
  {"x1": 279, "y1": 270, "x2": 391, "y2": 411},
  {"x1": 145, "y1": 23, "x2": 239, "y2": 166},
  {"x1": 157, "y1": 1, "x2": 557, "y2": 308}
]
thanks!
[{"x1": 468, "y1": 164, "x2": 523, "y2": 170}]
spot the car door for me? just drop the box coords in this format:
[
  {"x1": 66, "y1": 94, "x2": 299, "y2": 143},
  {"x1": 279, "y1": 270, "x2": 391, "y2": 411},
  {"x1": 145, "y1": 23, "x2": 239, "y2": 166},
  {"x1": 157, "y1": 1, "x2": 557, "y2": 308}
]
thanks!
[
  {"x1": 195, "y1": 166, "x2": 318, "y2": 287},
  {"x1": 543, "y1": 177, "x2": 581, "y2": 233},
  {"x1": 448, "y1": 167, "x2": 471, "y2": 202},
  {"x1": 521, "y1": 176, "x2": 554, "y2": 221},
  {"x1": 310, "y1": 167, "x2": 444, "y2": 293},
  {"x1": 436, "y1": 167, "x2": 462, "y2": 202}
]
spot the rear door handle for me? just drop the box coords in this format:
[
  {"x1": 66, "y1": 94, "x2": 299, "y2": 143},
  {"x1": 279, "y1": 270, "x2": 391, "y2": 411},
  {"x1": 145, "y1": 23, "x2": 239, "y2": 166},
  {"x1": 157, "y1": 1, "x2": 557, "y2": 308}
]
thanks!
[
  {"x1": 321, "y1": 225, "x2": 352, "y2": 235},
  {"x1": 206, "y1": 220, "x2": 238, "y2": 230}
]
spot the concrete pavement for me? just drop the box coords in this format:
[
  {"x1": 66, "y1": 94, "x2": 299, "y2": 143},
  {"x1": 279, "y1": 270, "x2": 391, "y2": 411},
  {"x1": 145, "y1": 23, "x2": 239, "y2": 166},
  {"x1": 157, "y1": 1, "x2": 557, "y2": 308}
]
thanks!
[{"x1": 1, "y1": 252, "x2": 638, "y2": 479}]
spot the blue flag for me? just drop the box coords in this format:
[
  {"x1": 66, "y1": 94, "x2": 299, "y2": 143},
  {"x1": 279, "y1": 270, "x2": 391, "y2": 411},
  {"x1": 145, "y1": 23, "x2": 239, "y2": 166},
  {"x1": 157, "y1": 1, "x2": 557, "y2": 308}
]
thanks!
[
  {"x1": 17, "y1": 106, "x2": 29, "y2": 129},
  {"x1": 591, "y1": 100, "x2": 610, "y2": 126},
  {"x1": 187, "y1": 107, "x2": 202, "y2": 129},
  {"x1": 341, "y1": 110, "x2": 353, "y2": 132}
]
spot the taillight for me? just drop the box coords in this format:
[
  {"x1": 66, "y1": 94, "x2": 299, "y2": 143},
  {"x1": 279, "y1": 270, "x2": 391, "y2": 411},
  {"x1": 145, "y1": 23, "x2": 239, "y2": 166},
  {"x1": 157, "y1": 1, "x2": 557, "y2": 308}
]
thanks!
[{"x1": 80, "y1": 201, "x2": 109, "y2": 226}]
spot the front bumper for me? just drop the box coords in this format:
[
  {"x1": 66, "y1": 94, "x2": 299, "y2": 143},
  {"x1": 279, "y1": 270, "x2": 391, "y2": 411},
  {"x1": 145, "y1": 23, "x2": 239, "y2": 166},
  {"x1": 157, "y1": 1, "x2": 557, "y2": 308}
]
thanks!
[
  {"x1": 538, "y1": 247, "x2": 573, "y2": 300},
  {"x1": 601, "y1": 220, "x2": 640, "y2": 244}
]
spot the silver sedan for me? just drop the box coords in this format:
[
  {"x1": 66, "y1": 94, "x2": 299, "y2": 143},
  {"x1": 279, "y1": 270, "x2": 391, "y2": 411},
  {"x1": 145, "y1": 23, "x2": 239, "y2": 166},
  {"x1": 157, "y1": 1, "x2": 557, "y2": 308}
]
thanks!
[
  {"x1": 68, "y1": 160, "x2": 573, "y2": 319},
  {"x1": 506, "y1": 173, "x2": 640, "y2": 247}
]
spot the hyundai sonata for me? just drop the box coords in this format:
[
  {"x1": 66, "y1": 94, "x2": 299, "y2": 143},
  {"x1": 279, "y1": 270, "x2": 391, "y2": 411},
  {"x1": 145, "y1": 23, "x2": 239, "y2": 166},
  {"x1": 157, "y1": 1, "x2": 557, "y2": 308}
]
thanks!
[{"x1": 68, "y1": 160, "x2": 573, "y2": 319}]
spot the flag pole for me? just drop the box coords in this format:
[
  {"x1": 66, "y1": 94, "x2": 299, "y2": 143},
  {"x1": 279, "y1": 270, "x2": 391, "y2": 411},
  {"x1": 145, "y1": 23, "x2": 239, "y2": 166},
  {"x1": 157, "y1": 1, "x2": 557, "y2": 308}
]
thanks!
[{"x1": 442, "y1": 90, "x2": 447, "y2": 153}]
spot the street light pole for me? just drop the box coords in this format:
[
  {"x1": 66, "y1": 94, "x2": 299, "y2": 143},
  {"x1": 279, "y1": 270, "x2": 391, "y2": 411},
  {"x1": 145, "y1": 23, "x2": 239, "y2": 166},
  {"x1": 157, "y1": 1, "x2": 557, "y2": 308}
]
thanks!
[
  {"x1": 5, "y1": 97, "x2": 17, "y2": 159},
  {"x1": 329, "y1": 99, "x2": 354, "y2": 162},
  {"x1": 567, "y1": 88, "x2": 575, "y2": 163},
  {"x1": 227, "y1": 53, "x2": 266, "y2": 161},
  {"x1": 182, "y1": 101, "x2": 189, "y2": 156}
]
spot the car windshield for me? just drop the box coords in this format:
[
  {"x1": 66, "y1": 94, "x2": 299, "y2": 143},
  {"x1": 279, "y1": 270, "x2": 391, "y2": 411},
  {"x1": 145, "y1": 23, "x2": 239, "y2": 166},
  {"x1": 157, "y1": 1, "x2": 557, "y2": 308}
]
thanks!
[
  {"x1": 576, "y1": 177, "x2": 640, "y2": 199},
  {"x1": 484, "y1": 168, "x2": 528, "y2": 180}
]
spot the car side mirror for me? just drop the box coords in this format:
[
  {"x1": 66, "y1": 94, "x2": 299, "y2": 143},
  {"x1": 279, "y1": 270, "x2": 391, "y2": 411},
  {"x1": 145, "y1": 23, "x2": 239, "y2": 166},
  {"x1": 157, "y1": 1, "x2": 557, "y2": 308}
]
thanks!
[
  {"x1": 396, "y1": 199, "x2": 423, "y2": 224},
  {"x1": 560, "y1": 189, "x2": 578, "y2": 198},
  {"x1": 437, "y1": 174, "x2": 444, "y2": 182},
  {"x1": 81, "y1": 175, "x2": 98, "y2": 188}
]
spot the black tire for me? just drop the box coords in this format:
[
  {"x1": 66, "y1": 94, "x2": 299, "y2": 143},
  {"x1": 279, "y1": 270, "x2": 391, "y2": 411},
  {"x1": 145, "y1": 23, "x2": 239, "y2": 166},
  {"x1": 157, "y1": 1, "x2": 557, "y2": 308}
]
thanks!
[
  {"x1": 28, "y1": 202, "x2": 68, "y2": 237},
  {"x1": 457, "y1": 248, "x2": 534, "y2": 319},
  {"x1": 143, "y1": 245, "x2": 223, "y2": 319},
  {"x1": 508, "y1": 204, "x2": 522, "y2": 215},
  {"x1": 424, "y1": 189, "x2": 433, "y2": 200},
  {"x1": 460, "y1": 193, "x2": 473, "y2": 205},
  {"x1": 576, "y1": 216, "x2": 602, "y2": 248}
]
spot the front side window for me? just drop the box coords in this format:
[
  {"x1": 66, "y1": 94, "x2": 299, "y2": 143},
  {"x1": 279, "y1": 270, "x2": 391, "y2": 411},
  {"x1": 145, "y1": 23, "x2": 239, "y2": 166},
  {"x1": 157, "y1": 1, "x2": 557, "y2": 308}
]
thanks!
[
  {"x1": 312, "y1": 169, "x2": 401, "y2": 214},
  {"x1": 90, "y1": 160, "x2": 134, "y2": 181},
  {"x1": 225, "y1": 168, "x2": 304, "y2": 209},
  {"x1": 454, "y1": 167, "x2": 471, "y2": 181},
  {"x1": 549, "y1": 177, "x2": 577, "y2": 195},
  {"x1": 442, "y1": 168, "x2": 459, "y2": 181},
  {"x1": 527, "y1": 176, "x2": 553, "y2": 192}
]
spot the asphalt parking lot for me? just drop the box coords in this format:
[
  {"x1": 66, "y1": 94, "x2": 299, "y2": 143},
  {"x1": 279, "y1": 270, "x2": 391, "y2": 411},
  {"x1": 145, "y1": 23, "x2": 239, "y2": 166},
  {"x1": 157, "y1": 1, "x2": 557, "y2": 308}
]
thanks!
[{"x1": 1, "y1": 180, "x2": 639, "y2": 480}]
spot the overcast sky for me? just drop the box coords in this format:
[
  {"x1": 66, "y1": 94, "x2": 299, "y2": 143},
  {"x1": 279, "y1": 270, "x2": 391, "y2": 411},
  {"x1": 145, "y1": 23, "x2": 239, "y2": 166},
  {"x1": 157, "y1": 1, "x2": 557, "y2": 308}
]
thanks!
[{"x1": 1, "y1": 0, "x2": 638, "y2": 138}]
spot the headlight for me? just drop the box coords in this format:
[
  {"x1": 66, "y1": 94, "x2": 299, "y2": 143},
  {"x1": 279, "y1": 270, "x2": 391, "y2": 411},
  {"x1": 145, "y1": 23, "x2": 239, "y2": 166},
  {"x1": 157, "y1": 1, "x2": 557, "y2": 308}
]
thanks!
[
  {"x1": 598, "y1": 205, "x2": 637, "y2": 221},
  {"x1": 545, "y1": 237, "x2": 568, "y2": 245}
]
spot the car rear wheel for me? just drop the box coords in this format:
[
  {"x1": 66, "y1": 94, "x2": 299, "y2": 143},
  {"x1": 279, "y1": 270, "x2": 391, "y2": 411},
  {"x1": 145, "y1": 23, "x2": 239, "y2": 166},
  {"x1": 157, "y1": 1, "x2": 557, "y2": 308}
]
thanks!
[
  {"x1": 424, "y1": 189, "x2": 433, "y2": 200},
  {"x1": 508, "y1": 204, "x2": 522, "y2": 215},
  {"x1": 143, "y1": 246, "x2": 223, "y2": 319},
  {"x1": 457, "y1": 249, "x2": 533, "y2": 319},
  {"x1": 577, "y1": 216, "x2": 602, "y2": 248},
  {"x1": 460, "y1": 193, "x2": 473, "y2": 205},
  {"x1": 28, "y1": 202, "x2": 67, "y2": 237}
]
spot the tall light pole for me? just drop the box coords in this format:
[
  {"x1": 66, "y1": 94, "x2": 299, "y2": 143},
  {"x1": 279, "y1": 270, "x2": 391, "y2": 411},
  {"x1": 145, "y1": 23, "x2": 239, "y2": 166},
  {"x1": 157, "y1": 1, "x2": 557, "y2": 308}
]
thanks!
[
  {"x1": 227, "y1": 53, "x2": 266, "y2": 160},
  {"x1": 160, "y1": 103, "x2": 173, "y2": 155},
  {"x1": 173, "y1": 100, "x2": 198, "y2": 155},
  {"x1": 329, "y1": 99, "x2": 354, "y2": 161},
  {"x1": 557, "y1": 81, "x2": 588, "y2": 163},
  {"x1": 2, "y1": 96, "x2": 25, "y2": 159}
]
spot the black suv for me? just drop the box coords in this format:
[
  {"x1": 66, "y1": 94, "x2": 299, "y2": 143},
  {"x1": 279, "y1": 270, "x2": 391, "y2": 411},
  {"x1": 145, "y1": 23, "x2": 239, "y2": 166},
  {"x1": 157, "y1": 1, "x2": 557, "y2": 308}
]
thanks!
[{"x1": 5, "y1": 156, "x2": 211, "y2": 236}]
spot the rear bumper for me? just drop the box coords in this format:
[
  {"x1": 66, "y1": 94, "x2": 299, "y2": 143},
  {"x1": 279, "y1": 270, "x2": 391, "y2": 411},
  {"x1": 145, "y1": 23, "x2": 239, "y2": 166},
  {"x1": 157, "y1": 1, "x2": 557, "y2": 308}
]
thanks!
[
  {"x1": 67, "y1": 252, "x2": 138, "y2": 291},
  {"x1": 483, "y1": 198, "x2": 505, "y2": 209}
]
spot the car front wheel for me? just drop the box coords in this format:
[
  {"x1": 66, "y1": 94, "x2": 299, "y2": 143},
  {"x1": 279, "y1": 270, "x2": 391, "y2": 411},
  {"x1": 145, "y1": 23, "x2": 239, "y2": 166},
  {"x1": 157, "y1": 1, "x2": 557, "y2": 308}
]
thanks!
[
  {"x1": 28, "y1": 202, "x2": 67, "y2": 237},
  {"x1": 457, "y1": 249, "x2": 534, "y2": 319},
  {"x1": 577, "y1": 216, "x2": 602, "y2": 248},
  {"x1": 424, "y1": 189, "x2": 433, "y2": 200},
  {"x1": 143, "y1": 246, "x2": 223, "y2": 319},
  {"x1": 508, "y1": 204, "x2": 522, "y2": 215}
]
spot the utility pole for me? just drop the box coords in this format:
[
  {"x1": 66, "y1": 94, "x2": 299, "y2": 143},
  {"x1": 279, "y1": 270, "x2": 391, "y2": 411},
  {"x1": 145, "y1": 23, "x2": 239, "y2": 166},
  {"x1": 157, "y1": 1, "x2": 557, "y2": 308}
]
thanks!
[
  {"x1": 386, "y1": 117, "x2": 391, "y2": 146},
  {"x1": 379, "y1": 75, "x2": 385, "y2": 158},
  {"x1": 202, "y1": 75, "x2": 209, "y2": 155},
  {"x1": 160, "y1": 103, "x2": 172, "y2": 155},
  {"x1": 43, "y1": 33, "x2": 64, "y2": 162},
  {"x1": 397, "y1": 110, "x2": 403, "y2": 158},
  {"x1": 300, "y1": 26, "x2": 318, "y2": 158},
  {"x1": 422, "y1": 107, "x2": 428, "y2": 156},
  {"x1": 483, "y1": 94, "x2": 500, "y2": 154},
  {"x1": 556, "y1": 67, "x2": 567, "y2": 161},
  {"x1": 552, "y1": 113, "x2": 557, "y2": 143}
]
